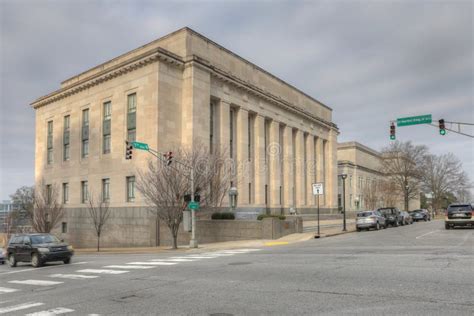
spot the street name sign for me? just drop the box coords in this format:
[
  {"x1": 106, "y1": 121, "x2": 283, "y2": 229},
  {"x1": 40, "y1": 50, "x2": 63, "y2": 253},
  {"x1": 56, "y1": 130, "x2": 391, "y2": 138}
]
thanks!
[
  {"x1": 397, "y1": 114, "x2": 432, "y2": 127},
  {"x1": 188, "y1": 201, "x2": 200, "y2": 210},
  {"x1": 131, "y1": 141, "x2": 149, "y2": 151},
  {"x1": 312, "y1": 183, "x2": 324, "y2": 195}
]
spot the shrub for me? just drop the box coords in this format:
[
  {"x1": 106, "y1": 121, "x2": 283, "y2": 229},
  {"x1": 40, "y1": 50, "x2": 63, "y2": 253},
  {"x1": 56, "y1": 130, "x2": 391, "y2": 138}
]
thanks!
[
  {"x1": 211, "y1": 212, "x2": 235, "y2": 220},
  {"x1": 257, "y1": 214, "x2": 286, "y2": 221}
]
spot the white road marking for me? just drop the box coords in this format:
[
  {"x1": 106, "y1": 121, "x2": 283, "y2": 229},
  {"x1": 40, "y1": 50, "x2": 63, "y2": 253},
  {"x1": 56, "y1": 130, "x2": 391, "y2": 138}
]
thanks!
[
  {"x1": 127, "y1": 261, "x2": 178, "y2": 266},
  {"x1": 177, "y1": 256, "x2": 216, "y2": 259},
  {"x1": 49, "y1": 274, "x2": 99, "y2": 280},
  {"x1": 0, "y1": 302, "x2": 44, "y2": 314},
  {"x1": 76, "y1": 269, "x2": 128, "y2": 275},
  {"x1": 415, "y1": 230, "x2": 439, "y2": 239},
  {"x1": 104, "y1": 265, "x2": 154, "y2": 269},
  {"x1": 199, "y1": 253, "x2": 235, "y2": 257},
  {"x1": 147, "y1": 258, "x2": 195, "y2": 262},
  {"x1": 0, "y1": 287, "x2": 18, "y2": 294},
  {"x1": 0, "y1": 262, "x2": 88, "y2": 276},
  {"x1": 8, "y1": 280, "x2": 63, "y2": 286},
  {"x1": 26, "y1": 307, "x2": 74, "y2": 316}
]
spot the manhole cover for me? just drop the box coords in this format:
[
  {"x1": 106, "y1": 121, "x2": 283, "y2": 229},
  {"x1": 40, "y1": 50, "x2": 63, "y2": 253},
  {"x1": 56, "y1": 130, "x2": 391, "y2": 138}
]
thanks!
[{"x1": 228, "y1": 262, "x2": 251, "y2": 266}]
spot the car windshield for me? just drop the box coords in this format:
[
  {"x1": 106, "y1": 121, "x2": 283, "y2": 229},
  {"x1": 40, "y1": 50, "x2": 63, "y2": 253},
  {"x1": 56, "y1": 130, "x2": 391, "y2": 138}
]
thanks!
[
  {"x1": 357, "y1": 212, "x2": 373, "y2": 217},
  {"x1": 447, "y1": 205, "x2": 471, "y2": 212},
  {"x1": 30, "y1": 235, "x2": 60, "y2": 244}
]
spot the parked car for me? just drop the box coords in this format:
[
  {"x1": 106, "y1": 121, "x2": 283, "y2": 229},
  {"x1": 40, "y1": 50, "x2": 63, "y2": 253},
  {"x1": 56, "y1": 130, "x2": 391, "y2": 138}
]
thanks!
[
  {"x1": 0, "y1": 248, "x2": 5, "y2": 264},
  {"x1": 409, "y1": 210, "x2": 425, "y2": 222},
  {"x1": 356, "y1": 210, "x2": 386, "y2": 231},
  {"x1": 7, "y1": 234, "x2": 74, "y2": 268},
  {"x1": 445, "y1": 204, "x2": 473, "y2": 229},
  {"x1": 399, "y1": 211, "x2": 413, "y2": 225},
  {"x1": 377, "y1": 207, "x2": 402, "y2": 227}
]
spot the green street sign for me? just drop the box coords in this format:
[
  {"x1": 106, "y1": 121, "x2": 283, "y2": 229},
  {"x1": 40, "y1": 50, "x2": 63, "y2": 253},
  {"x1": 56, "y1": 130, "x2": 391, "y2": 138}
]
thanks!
[
  {"x1": 131, "y1": 141, "x2": 149, "y2": 151},
  {"x1": 188, "y1": 201, "x2": 200, "y2": 210},
  {"x1": 397, "y1": 114, "x2": 432, "y2": 127}
]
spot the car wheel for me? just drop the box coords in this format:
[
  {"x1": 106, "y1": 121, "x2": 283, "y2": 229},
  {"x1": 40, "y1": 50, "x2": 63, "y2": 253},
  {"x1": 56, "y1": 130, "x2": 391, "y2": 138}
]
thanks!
[
  {"x1": 31, "y1": 254, "x2": 42, "y2": 268},
  {"x1": 8, "y1": 254, "x2": 17, "y2": 267},
  {"x1": 445, "y1": 223, "x2": 450, "y2": 230},
  {"x1": 63, "y1": 258, "x2": 71, "y2": 264}
]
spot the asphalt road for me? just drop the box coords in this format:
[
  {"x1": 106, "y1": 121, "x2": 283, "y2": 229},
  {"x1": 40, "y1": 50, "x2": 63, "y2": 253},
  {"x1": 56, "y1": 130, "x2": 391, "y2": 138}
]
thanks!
[{"x1": 0, "y1": 220, "x2": 472, "y2": 315}]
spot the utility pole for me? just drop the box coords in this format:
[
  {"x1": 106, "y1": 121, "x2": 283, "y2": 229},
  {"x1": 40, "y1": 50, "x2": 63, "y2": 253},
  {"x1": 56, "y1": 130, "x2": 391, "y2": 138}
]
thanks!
[
  {"x1": 341, "y1": 174, "x2": 347, "y2": 231},
  {"x1": 189, "y1": 167, "x2": 197, "y2": 248}
]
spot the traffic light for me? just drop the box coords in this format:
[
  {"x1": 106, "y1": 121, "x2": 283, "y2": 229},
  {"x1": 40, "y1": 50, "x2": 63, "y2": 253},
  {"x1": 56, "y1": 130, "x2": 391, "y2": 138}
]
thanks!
[
  {"x1": 390, "y1": 122, "x2": 396, "y2": 140},
  {"x1": 125, "y1": 141, "x2": 133, "y2": 159},
  {"x1": 164, "y1": 151, "x2": 173, "y2": 166},
  {"x1": 438, "y1": 119, "x2": 446, "y2": 135}
]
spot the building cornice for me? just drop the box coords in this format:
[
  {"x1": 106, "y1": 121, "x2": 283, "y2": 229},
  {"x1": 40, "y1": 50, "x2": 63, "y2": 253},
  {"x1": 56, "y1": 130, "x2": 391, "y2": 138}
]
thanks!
[
  {"x1": 31, "y1": 47, "x2": 184, "y2": 109},
  {"x1": 338, "y1": 160, "x2": 384, "y2": 176},
  {"x1": 31, "y1": 46, "x2": 338, "y2": 132}
]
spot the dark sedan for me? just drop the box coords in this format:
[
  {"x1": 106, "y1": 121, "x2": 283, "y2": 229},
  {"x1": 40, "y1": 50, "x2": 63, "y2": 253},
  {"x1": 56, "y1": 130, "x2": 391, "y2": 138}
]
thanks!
[{"x1": 410, "y1": 209, "x2": 431, "y2": 222}]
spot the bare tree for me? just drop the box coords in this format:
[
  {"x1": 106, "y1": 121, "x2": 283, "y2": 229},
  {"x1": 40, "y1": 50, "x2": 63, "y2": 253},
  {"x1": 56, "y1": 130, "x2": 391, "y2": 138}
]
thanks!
[
  {"x1": 381, "y1": 141, "x2": 428, "y2": 211},
  {"x1": 10, "y1": 186, "x2": 35, "y2": 221},
  {"x1": 31, "y1": 181, "x2": 64, "y2": 233},
  {"x1": 363, "y1": 180, "x2": 381, "y2": 210},
  {"x1": 379, "y1": 179, "x2": 399, "y2": 208},
  {"x1": 136, "y1": 145, "x2": 232, "y2": 249},
  {"x1": 87, "y1": 193, "x2": 112, "y2": 252},
  {"x1": 421, "y1": 153, "x2": 471, "y2": 211}
]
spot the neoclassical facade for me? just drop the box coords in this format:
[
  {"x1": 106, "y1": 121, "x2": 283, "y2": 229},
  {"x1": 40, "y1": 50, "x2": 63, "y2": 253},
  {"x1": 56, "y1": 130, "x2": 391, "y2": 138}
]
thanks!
[
  {"x1": 32, "y1": 28, "x2": 339, "y2": 246},
  {"x1": 337, "y1": 142, "x2": 420, "y2": 212}
]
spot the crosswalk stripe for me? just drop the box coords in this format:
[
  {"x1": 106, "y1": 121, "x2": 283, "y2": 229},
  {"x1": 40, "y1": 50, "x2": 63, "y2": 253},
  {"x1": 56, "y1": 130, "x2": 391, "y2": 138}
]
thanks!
[
  {"x1": 49, "y1": 274, "x2": 99, "y2": 280},
  {"x1": 0, "y1": 302, "x2": 44, "y2": 314},
  {"x1": 127, "y1": 261, "x2": 178, "y2": 265},
  {"x1": 8, "y1": 280, "x2": 63, "y2": 286},
  {"x1": 158, "y1": 258, "x2": 196, "y2": 262},
  {"x1": 76, "y1": 269, "x2": 128, "y2": 275},
  {"x1": 199, "y1": 253, "x2": 235, "y2": 257},
  {"x1": 174, "y1": 256, "x2": 215, "y2": 259},
  {"x1": 26, "y1": 307, "x2": 74, "y2": 316},
  {"x1": 0, "y1": 287, "x2": 18, "y2": 294},
  {"x1": 104, "y1": 265, "x2": 154, "y2": 269}
]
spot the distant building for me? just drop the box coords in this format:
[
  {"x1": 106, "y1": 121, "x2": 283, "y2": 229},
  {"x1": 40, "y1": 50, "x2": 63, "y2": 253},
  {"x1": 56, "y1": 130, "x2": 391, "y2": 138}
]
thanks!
[
  {"x1": 337, "y1": 142, "x2": 420, "y2": 212},
  {"x1": 0, "y1": 200, "x2": 15, "y2": 233},
  {"x1": 31, "y1": 27, "x2": 339, "y2": 247}
]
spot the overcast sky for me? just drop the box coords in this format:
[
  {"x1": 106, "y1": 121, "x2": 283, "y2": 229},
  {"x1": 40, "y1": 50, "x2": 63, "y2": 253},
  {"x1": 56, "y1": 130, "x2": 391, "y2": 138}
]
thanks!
[{"x1": 1, "y1": 0, "x2": 473, "y2": 200}]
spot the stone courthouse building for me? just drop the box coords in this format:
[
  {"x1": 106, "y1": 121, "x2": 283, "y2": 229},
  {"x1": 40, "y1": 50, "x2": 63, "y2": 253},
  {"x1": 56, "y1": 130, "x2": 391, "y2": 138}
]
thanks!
[{"x1": 31, "y1": 27, "x2": 339, "y2": 247}]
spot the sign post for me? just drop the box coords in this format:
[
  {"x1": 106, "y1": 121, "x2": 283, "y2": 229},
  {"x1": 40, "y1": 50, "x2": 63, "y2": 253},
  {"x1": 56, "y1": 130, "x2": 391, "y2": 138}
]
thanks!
[{"x1": 312, "y1": 183, "x2": 324, "y2": 237}]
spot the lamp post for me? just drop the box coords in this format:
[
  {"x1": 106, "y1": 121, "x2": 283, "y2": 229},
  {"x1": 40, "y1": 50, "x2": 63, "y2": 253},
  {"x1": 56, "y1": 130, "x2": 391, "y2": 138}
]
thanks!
[
  {"x1": 228, "y1": 187, "x2": 238, "y2": 212},
  {"x1": 404, "y1": 181, "x2": 410, "y2": 212},
  {"x1": 339, "y1": 174, "x2": 348, "y2": 231}
]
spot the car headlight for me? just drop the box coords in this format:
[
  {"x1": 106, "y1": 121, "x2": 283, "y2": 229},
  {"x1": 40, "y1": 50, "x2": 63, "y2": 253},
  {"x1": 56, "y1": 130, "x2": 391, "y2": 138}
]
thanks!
[
  {"x1": 67, "y1": 245, "x2": 74, "y2": 251},
  {"x1": 38, "y1": 248, "x2": 50, "y2": 253}
]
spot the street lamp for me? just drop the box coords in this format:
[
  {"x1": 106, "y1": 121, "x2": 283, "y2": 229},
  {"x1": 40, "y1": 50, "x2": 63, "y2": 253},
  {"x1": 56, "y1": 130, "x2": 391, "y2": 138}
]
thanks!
[
  {"x1": 339, "y1": 174, "x2": 348, "y2": 231},
  {"x1": 405, "y1": 183, "x2": 410, "y2": 212}
]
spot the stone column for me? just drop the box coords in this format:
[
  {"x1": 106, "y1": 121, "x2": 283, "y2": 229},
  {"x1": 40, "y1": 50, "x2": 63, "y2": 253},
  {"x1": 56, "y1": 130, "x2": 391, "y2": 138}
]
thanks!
[
  {"x1": 315, "y1": 136, "x2": 325, "y2": 205},
  {"x1": 326, "y1": 129, "x2": 338, "y2": 211},
  {"x1": 306, "y1": 134, "x2": 315, "y2": 207},
  {"x1": 282, "y1": 125, "x2": 294, "y2": 211},
  {"x1": 294, "y1": 129, "x2": 305, "y2": 208},
  {"x1": 268, "y1": 120, "x2": 281, "y2": 212},
  {"x1": 236, "y1": 108, "x2": 249, "y2": 206},
  {"x1": 253, "y1": 115, "x2": 266, "y2": 207},
  {"x1": 217, "y1": 100, "x2": 230, "y2": 154}
]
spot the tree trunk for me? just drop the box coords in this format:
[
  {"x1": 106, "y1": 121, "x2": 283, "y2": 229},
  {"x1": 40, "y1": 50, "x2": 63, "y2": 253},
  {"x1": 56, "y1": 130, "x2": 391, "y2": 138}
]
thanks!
[
  {"x1": 97, "y1": 233, "x2": 100, "y2": 252},
  {"x1": 169, "y1": 225, "x2": 178, "y2": 249}
]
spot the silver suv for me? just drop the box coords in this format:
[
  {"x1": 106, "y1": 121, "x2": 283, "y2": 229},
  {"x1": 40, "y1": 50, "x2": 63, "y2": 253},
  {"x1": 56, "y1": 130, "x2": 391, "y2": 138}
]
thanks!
[{"x1": 356, "y1": 211, "x2": 387, "y2": 231}]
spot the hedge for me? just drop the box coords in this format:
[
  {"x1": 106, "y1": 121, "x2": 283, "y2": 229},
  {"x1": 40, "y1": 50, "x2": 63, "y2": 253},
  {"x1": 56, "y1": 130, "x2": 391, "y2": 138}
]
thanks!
[
  {"x1": 211, "y1": 212, "x2": 235, "y2": 220},
  {"x1": 257, "y1": 214, "x2": 286, "y2": 221}
]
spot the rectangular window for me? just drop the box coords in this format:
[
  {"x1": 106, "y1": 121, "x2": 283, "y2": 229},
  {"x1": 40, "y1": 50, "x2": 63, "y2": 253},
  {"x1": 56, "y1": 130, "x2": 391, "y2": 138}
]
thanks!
[
  {"x1": 82, "y1": 109, "x2": 89, "y2": 158},
  {"x1": 47, "y1": 121, "x2": 53, "y2": 164},
  {"x1": 81, "y1": 181, "x2": 88, "y2": 203},
  {"x1": 127, "y1": 94, "x2": 136, "y2": 142},
  {"x1": 46, "y1": 184, "x2": 52, "y2": 204},
  {"x1": 126, "y1": 176, "x2": 135, "y2": 202},
  {"x1": 210, "y1": 102, "x2": 215, "y2": 152},
  {"x1": 264, "y1": 120, "x2": 269, "y2": 163},
  {"x1": 102, "y1": 178, "x2": 110, "y2": 202},
  {"x1": 248, "y1": 183, "x2": 252, "y2": 204},
  {"x1": 103, "y1": 102, "x2": 111, "y2": 154},
  {"x1": 63, "y1": 115, "x2": 70, "y2": 161},
  {"x1": 248, "y1": 115, "x2": 252, "y2": 161},
  {"x1": 62, "y1": 183, "x2": 69, "y2": 204},
  {"x1": 61, "y1": 222, "x2": 67, "y2": 234}
]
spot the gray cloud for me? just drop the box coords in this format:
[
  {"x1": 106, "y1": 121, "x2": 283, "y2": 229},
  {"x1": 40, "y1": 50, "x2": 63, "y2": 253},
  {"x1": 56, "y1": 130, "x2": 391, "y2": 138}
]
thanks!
[{"x1": 1, "y1": 0, "x2": 472, "y2": 199}]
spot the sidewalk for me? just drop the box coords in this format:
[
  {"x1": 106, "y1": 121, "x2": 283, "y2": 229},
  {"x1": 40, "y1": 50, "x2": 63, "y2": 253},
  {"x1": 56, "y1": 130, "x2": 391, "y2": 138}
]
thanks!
[{"x1": 75, "y1": 222, "x2": 355, "y2": 255}]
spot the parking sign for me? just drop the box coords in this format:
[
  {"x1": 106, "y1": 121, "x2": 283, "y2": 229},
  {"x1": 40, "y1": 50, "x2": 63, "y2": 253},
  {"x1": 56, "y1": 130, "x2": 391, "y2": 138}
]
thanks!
[{"x1": 312, "y1": 183, "x2": 324, "y2": 195}]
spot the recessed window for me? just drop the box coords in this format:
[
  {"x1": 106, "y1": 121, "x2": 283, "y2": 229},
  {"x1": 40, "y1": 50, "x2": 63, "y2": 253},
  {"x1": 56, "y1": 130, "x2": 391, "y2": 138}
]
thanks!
[
  {"x1": 63, "y1": 115, "x2": 70, "y2": 161},
  {"x1": 82, "y1": 109, "x2": 89, "y2": 158},
  {"x1": 47, "y1": 121, "x2": 53, "y2": 164},
  {"x1": 127, "y1": 94, "x2": 136, "y2": 142},
  {"x1": 62, "y1": 183, "x2": 69, "y2": 204},
  {"x1": 103, "y1": 101, "x2": 111, "y2": 154},
  {"x1": 61, "y1": 222, "x2": 68, "y2": 234},
  {"x1": 102, "y1": 178, "x2": 110, "y2": 202},
  {"x1": 81, "y1": 181, "x2": 88, "y2": 203},
  {"x1": 126, "y1": 176, "x2": 135, "y2": 202}
]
